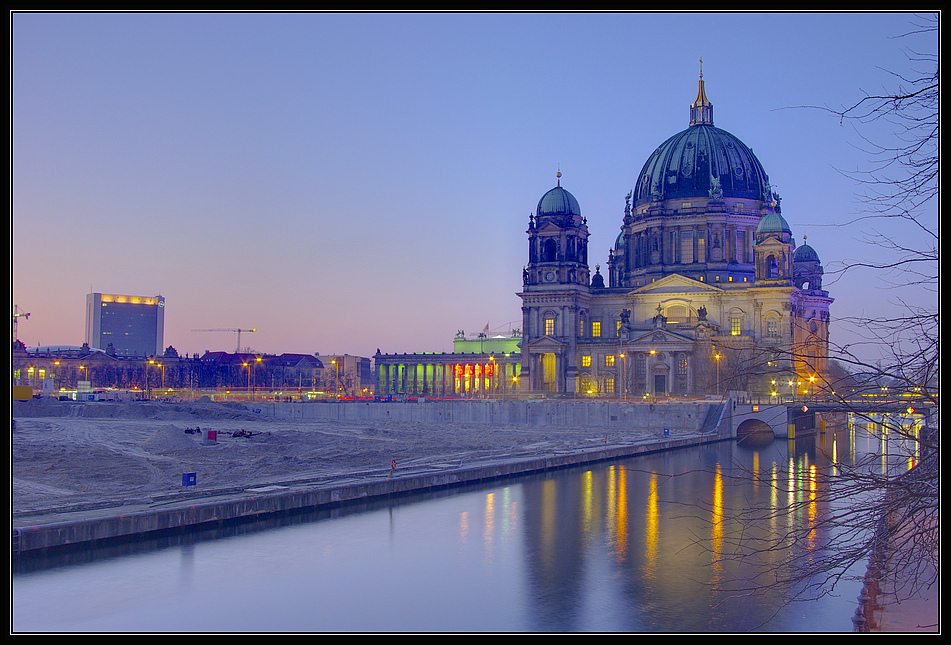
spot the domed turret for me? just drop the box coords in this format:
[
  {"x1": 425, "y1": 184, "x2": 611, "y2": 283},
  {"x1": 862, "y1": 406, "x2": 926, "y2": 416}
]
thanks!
[
  {"x1": 793, "y1": 236, "x2": 824, "y2": 292},
  {"x1": 755, "y1": 210, "x2": 792, "y2": 243},
  {"x1": 793, "y1": 241, "x2": 820, "y2": 263},
  {"x1": 523, "y1": 171, "x2": 590, "y2": 288},
  {"x1": 536, "y1": 171, "x2": 582, "y2": 221}
]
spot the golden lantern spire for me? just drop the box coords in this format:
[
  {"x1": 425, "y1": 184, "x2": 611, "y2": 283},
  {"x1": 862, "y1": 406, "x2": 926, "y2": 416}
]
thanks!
[{"x1": 690, "y1": 57, "x2": 714, "y2": 126}]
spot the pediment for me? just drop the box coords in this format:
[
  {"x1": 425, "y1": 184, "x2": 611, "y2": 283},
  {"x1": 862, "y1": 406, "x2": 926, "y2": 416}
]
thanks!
[
  {"x1": 527, "y1": 335, "x2": 568, "y2": 350},
  {"x1": 535, "y1": 220, "x2": 564, "y2": 233},
  {"x1": 628, "y1": 327, "x2": 695, "y2": 345},
  {"x1": 755, "y1": 236, "x2": 790, "y2": 249},
  {"x1": 631, "y1": 273, "x2": 723, "y2": 296}
]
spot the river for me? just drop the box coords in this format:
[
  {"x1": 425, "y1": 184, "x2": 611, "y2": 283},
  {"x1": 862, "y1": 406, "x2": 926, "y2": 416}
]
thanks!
[{"x1": 13, "y1": 422, "x2": 916, "y2": 632}]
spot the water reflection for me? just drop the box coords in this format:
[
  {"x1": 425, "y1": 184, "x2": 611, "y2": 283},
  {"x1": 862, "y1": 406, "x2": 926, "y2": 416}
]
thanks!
[{"x1": 14, "y1": 423, "x2": 918, "y2": 633}]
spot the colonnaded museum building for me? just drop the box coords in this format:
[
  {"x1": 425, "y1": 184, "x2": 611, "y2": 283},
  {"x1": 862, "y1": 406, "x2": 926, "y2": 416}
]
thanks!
[{"x1": 376, "y1": 72, "x2": 833, "y2": 399}]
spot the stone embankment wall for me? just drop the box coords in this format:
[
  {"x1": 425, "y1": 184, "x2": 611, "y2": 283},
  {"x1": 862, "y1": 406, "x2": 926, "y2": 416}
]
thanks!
[{"x1": 245, "y1": 399, "x2": 728, "y2": 436}]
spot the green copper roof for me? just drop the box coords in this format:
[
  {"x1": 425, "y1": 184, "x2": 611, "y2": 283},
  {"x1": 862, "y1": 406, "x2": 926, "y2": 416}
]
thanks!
[{"x1": 536, "y1": 184, "x2": 582, "y2": 218}]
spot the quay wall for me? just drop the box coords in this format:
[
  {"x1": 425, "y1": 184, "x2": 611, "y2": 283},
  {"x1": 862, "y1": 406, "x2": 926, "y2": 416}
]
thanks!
[
  {"x1": 14, "y1": 435, "x2": 717, "y2": 555},
  {"x1": 244, "y1": 399, "x2": 729, "y2": 436}
]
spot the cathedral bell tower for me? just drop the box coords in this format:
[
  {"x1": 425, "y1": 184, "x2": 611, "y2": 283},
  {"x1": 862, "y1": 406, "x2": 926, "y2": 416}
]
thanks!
[
  {"x1": 523, "y1": 171, "x2": 590, "y2": 288},
  {"x1": 753, "y1": 197, "x2": 795, "y2": 285},
  {"x1": 518, "y1": 172, "x2": 591, "y2": 394}
]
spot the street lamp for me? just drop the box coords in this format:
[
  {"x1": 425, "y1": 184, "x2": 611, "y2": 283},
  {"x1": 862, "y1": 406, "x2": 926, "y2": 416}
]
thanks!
[
  {"x1": 332, "y1": 359, "x2": 340, "y2": 397},
  {"x1": 620, "y1": 352, "x2": 626, "y2": 400},
  {"x1": 715, "y1": 352, "x2": 721, "y2": 397},
  {"x1": 242, "y1": 360, "x2": 255, "y2": 398},
  {"x1": 489, "y1": 354, "x2": 496, "y2": 398}
]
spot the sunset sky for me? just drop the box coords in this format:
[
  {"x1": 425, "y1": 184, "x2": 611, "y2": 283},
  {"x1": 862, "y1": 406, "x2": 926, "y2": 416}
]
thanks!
[{"x1": 12, "y1": 11, "x2": 937, "y2": 362}]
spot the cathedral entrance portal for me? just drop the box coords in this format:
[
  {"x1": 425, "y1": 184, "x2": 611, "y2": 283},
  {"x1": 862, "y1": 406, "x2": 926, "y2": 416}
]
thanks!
[{"x1": 541, "y1": 353, "x2": 557, "y2": 392}]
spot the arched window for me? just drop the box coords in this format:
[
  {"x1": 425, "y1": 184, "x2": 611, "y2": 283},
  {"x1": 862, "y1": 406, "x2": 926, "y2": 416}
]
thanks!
[
  {"x1": 542, "y1": 239, "x2": 557, "y2": 262},
  {"x1": 666, "y1": 305, "x2": 692, "y2": 324},
  {"x1": 677, "y1": 353, "x2": 688, "y2": 377}
]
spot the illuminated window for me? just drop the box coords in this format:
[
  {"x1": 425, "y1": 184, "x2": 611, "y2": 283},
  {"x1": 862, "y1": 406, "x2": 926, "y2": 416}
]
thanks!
[
  {"x1": 581, "y1": 355, "x2": 591, "y2": 367},
  {"x1": 580, "y1": 376, "x2": 595, "y2": 394},
  {"x1": 616, "y1": 320, "x2": 622, "y2": 334},
  {"x1": 591, "y1": 321, "x2": 601, "y2": 338},
  {"x1": 605, "y1": 355, "x2": 615, "y2": 367},
  {"x1": 666, "y1": 306, "x2": 690, "y2": 324},
  {"x1": 545, "y1": 318, "x2": 555, "y2": 336},
  {"x1": 579, "y1": 319, "x2": 584, "y2": 337},
  {"x1": 731, "y1": 317, "x2": 742, "y2": 336},
  {"x1": 605, "y1": 378, "x2": 615, "y2": 393},
  {"x1": 766, "y1": 320, "x2": 778, "y2": 338},
  {"x1": 677, "y1": 355, "x2": 688, "y2": 376}
]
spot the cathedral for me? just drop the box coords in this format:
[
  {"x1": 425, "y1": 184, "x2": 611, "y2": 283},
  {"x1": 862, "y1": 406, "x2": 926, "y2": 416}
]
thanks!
[{"x1": 518, "y1": 70, "x2": 833, "y2": 399}]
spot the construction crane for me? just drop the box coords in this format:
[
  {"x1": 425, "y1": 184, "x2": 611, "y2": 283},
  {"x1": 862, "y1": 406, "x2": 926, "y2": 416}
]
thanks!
[
  {"x1": 192, "y1": 328, "x2": 256, "y2": 353},
  {"x1": 13, "y1": 305, "x2": 31, "y2": 344}
]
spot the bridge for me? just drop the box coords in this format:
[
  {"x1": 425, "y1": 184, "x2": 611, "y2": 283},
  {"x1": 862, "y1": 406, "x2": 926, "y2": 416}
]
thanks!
[{"x1": 728, "y1": 399, "x2": 935, "y2": 442}]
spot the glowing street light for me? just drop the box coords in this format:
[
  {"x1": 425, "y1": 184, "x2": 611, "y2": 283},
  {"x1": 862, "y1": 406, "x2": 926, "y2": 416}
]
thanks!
[{"x1": 715, "y1": 352, "x2": 721, "y2": 397}]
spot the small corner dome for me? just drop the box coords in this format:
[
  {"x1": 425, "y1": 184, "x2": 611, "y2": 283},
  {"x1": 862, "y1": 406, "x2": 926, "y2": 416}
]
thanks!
[
  {"x1": 537, "y1": 185, "x2": 582, "y2": 219},
  {"x1": 794, "y1": 241, "x2": 820, "y2": 263},
  {"x1": 755, "y1": 211, "x2": 792, "y2": 236}
]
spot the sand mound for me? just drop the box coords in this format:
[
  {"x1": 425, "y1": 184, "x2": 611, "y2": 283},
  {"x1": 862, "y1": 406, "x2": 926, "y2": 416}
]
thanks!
[{"x1": 141, "y1": 425, "x2": 200, "y2": 453}]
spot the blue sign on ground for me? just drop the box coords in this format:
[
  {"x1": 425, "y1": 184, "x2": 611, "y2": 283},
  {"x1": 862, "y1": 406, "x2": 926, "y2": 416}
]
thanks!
[{"x1": 182, "y1": 472, "x2": 197, "y2": 487}]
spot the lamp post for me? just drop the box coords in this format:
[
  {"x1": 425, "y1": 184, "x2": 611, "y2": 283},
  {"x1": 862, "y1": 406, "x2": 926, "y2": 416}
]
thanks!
[
  {"x1": 489, "y1": 354, "x2": 496, "y2": 398},
  {"x1": 147, "y1": 358, "x2": 155, "y2": 399},
  {"x1": 619, "y1": 352, "x2": 625, "y2": 400},
  {"x1": 715, "y1": 352, "x2": 721, "y2": 397},
  {"x1": 332, "y1": 359, "x2": 340, "y2": 398}
]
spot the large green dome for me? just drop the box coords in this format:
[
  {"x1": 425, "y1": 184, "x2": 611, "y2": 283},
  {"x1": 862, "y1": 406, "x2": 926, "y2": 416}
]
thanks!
[{"x1": 631, "y1": 73, "x2": 771, "y2": 207}]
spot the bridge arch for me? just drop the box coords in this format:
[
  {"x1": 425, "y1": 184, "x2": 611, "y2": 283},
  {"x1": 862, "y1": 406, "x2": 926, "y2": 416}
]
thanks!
[{"x1": 736, "y1": 418, "x2": 775, "y2": 447}]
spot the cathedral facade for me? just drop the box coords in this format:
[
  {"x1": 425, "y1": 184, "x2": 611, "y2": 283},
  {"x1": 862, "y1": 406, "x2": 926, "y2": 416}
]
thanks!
[{"x1": 518, "y1": 72, "x2": 833, "y2": 399}]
